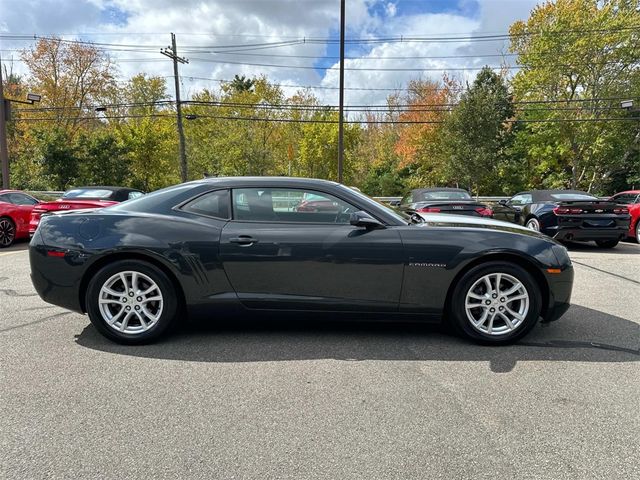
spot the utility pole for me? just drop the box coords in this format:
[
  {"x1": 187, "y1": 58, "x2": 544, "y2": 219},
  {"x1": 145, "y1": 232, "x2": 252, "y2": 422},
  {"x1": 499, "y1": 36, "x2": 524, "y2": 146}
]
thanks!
[
  {"x1": 337, "y1": 0, "x2": 345, "y2": 184},
  {"x1": 0, "y1": 52, "x2": 10, "y2": 190},
  {"x1": 161, "y1": 33, "x2": 189, "y2": 183}
]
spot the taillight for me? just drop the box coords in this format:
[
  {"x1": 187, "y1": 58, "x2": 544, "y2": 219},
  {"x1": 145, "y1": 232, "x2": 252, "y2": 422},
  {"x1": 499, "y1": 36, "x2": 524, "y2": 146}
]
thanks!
[
  {"x1": 416, "y1": 207, "x2": 441, "y2": 213},
  {"x1": 475, "y1": 207, "x2": 493, "y2": 217},
  {"x1": 613, "y1": 207, "x2": 629, "y2": 215},
  {"x1": 553, "y1": 207, "x2": 582, "y2": 215}
]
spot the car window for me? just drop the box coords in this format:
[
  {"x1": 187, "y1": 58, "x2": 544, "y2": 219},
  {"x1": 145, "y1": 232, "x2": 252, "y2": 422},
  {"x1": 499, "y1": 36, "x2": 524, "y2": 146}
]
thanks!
[
  {"x1": 0, "y1": 194, "x2": 9, "y2": 204},
  {"x1": 181, "y1": 189, "x2": 230, "y2": 219},
  {"x1": 128, "y1": 191, "x2": 145, "y2": 200},
  {"x1": 612, "y1": 193, "x2": 639, "y2": 205},
  {"x1": 63, "y1": 189, "x2": 114, "y2": 199},
  {"x1": 509, "y1": 193, "x2": 532, "y2": 206},
  {"x1": 549, "y1": 193, "x2": 597, "y2": 201},
  {"x1": 8, "y1": 193, "x2": 38, "y2": 205},
  {"x1": 232, "y1": 188, "x2": 358, "y2": 223},
  {"x1": 419, "y1": 191, "x2": 472, "y2": 200}
]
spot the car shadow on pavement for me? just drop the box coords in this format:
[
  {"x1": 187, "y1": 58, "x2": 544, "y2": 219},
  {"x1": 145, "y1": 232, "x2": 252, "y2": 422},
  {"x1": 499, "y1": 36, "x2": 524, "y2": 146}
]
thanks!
[{"x1": 74, "y1": 304, "x2": 639, "y2": 373}]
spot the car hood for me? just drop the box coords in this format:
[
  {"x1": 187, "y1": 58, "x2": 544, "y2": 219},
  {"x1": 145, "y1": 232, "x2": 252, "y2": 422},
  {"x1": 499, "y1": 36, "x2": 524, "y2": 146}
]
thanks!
[{"x1": 414, "y1": 212, "x2": 546, "y2": 238}]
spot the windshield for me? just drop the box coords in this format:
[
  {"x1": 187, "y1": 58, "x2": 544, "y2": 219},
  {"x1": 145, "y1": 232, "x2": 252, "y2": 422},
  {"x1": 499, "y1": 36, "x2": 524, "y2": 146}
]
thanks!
[
  {"x1": 418, "y1": 190, "x2": 471, "y2": 201},
  {"x1": 63, "y1": 188, "x2": 114, "y2": 199},
  {"x1": 550, "y1": 193, "x2": 597, "y2": 201},
  {"x1": 337, "y1": 185, "x2": 412, "y2": 224}
]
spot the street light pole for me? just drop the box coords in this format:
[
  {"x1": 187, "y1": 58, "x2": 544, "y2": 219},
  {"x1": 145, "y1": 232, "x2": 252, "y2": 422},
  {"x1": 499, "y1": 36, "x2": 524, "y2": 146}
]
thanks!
[{"x1": 337, "y1": 0, "x2": 345, "y2": 184}]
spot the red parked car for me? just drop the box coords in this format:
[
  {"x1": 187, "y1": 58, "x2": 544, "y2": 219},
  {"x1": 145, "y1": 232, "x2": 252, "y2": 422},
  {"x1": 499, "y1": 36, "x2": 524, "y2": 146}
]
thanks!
[
  {"x1": 609, "y1": 190, "x2": 640, "y2": 242},
  {"x1": 29, "y1": 186, "x2": 144, "y2": 235},
  {"x1": 0, "y1": 190, "x2": 40, "y2": 247}
]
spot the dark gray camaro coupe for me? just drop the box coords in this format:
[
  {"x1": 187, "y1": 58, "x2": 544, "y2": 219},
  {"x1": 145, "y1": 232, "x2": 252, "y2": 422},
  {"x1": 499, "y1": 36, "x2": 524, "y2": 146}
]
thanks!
[{"x1": 29, "y1": 177, "x2": 573, "y2": 345}]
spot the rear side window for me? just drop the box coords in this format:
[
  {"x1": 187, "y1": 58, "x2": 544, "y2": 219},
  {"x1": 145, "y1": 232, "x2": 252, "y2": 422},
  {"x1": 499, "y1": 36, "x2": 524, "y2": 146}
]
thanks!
[
  {"x1": 128, "y1": 191, "x2": 144, "y2": 200},
  {"x1": 181, "y1": 190, "x2": 230, "y2": 219},
  {"x1": 7, "y1": 193, "x2": 38, "y2": 205},
  {"x1": 509, "y1": 193, "x2": 533, "y2": 206}
]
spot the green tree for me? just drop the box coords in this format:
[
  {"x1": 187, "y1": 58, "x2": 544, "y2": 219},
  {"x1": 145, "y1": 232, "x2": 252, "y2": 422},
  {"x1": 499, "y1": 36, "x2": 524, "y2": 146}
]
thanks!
[
  {"x1": 509, "y1": 0, "x2": 640, "y2": 193},
  {"x1": 76, "y1": 130, "x2": 131, "y2": 186},
  {"x1": 442, "y1": 67, "x2": 515, "y2": 195}
]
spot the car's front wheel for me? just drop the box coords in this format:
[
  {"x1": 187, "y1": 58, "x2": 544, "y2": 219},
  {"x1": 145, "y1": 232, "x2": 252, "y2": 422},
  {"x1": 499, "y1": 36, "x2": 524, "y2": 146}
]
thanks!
[
  {"x1": 85, "y1": 260, "x2": 178, "y2": 344},
  {"x1": 0, "y1": 217, "x2": 16, "y2": 248},
  {"x1": 595, "y1": 239, "x2": 619, "y2": 249},
  {"x1": 635, "y1": 221, "x2": 640, "y2": 243},
  {"x1": 449, "y1": 262, "x2": 542, "y2": 345},
  {"x1": 525, "y1": 217, "x2": 540, "y2": 232}
]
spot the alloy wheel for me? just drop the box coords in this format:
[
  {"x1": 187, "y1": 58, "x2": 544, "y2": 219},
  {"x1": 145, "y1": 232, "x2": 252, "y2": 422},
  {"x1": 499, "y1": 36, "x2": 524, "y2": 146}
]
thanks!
[
  {"x1": 526, "y1": 218, "x2": 540, "y2": 231},
  {"x1": 98, "y1": 271, "x2": 164, "y2": 334},
  {"x1": 0, "y1": 219, "x2": 15, "y2": 247},
  {"x1": 464, "y1": 272, "x2": 530, "y2": 336}
]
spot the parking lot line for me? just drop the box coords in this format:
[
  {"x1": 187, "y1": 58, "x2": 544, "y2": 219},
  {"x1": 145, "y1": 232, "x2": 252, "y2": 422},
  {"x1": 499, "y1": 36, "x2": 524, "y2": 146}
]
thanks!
[{"x1": 0, "y1": 251, "x2": 26, "y2": 257}]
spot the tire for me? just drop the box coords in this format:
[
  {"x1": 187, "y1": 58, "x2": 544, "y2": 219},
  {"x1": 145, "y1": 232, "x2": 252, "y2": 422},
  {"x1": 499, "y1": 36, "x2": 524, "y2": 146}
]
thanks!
[
  {"x1": 0, "y1": 217, "x2": 16, "y2": 248},
  {"x1": 85, "y1": 260, "x2": 179, "y2": 344},
  {"x1": 635, "y1": 220, "x2": 640, "y2": 244},
  {"x1": 525, "y1": 217, "x2": 540, "y2": 232},
  {"x1": 595, "y1": 239, "x2": 619, "y2": 249},
  {"x1": 448, "y1": 262, "x2": 542, "y2": 345}
]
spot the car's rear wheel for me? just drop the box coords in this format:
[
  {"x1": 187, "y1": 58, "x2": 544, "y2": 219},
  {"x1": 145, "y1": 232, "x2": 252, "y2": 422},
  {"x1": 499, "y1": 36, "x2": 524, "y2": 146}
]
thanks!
[
  {"x1": 449, "y1": 262, "x2": 542, "y2": 345},
  {"x1": 595, "y1": 239, "x2": 619, "y2": 249},
  {"x1": 85, "y1": 260, "x2": 178, "y2": 344},
  {"x1": 525, "y1": 217, "x2": 540, "y2": 231},
  {"x1": 0, "y1": 217, "x2": 16, "y2": 248}
]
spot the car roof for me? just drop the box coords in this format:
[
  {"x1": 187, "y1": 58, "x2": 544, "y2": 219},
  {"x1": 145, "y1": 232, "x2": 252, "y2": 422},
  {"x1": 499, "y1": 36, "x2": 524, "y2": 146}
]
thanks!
[
  {"x1": 614, "y1": 190, "x2": 640, "y2": 195},
  {"x1": 412, "y1": 187, "x2": 470, "y2": 193},
  {"x1": 189, "y1": 176, "x2": 341, "y2": 188},
  {"x1": 68, "y1": 186, "x2": 142, "y2": 192}
]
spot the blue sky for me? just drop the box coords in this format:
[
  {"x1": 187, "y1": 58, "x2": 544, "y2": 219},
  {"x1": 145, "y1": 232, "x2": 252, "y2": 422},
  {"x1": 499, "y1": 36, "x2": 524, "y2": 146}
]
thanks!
[{"x1": 0, "y1": 0, "x2": 541, "y2": 105}]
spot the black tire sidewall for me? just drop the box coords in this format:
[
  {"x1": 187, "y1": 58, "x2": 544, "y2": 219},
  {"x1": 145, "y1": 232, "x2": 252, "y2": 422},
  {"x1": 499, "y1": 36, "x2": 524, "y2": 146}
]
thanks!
[
  {"x1": 0, "y1": 217, "x2": 16, "y2": 248},
  {"x1": 85, "y1": 260, "x2": 178, "y2": 344},
  {"x1": 449, "y1": 262, "x2": 542, "y2": 345}
]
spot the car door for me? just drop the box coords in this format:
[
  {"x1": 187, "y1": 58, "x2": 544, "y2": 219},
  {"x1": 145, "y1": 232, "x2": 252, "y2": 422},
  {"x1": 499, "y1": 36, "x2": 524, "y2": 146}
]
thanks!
[
  {"x1": 7, "y1": 192, "x2": 39, "y2": 234},
  {"x1": 493, "y1": 193, "x2": 532, "y2": 224},
  {"x1": 219, "y1": 187, "x2": 405, "y2": 312}
]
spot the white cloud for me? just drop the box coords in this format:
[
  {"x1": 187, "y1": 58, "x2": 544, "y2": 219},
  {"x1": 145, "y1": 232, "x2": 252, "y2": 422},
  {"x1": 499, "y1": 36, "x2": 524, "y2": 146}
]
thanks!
[{"x1": 0, "y1": 0, "x2": 543, "y2": 106}]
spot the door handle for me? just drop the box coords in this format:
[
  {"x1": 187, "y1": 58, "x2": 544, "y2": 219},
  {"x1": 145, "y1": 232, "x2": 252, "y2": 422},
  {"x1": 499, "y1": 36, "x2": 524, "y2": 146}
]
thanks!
[{"x1": 229, "y1": 235, "x2": 258, "y2": 246}]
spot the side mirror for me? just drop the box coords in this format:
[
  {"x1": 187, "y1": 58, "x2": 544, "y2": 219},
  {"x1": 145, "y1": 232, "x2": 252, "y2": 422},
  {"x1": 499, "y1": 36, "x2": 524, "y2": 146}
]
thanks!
[
  {"x1": 350, "y1": 211, "x2": 385, "y2": 229},
  {"x1": 498, "y1": 199, "x2": 508, "y2": 206}
]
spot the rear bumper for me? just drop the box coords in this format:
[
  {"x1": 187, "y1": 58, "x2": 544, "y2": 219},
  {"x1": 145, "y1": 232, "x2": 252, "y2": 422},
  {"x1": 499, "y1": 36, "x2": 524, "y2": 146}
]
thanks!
[
  {"x1": 544, "y1": 226, "x2": 628, "y2": 242},
  {"x1": 29, "y1": 232, "x2": 85, "y2": 313}
]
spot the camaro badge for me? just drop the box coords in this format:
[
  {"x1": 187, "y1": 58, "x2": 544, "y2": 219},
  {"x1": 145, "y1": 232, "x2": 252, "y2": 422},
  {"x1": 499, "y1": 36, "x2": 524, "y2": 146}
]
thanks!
[{"x1": 409, "y1": 262, "x2": 447, "y2": 268}]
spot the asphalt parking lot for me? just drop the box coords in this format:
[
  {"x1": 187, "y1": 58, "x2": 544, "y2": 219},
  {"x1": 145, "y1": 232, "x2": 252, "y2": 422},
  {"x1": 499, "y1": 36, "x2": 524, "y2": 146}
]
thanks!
[{"x1": 1, "y1": 240, "x2": 638, "y2": 480}]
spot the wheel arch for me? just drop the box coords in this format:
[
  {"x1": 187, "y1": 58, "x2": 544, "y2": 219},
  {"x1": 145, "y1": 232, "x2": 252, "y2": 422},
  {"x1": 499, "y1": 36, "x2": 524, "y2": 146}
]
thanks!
[
  {"x1": 79, "y1": 252, "x2": 187, "y2": 314},
  {"x1": 444, "y1": 252, "x2": 549, "y2": 320}
]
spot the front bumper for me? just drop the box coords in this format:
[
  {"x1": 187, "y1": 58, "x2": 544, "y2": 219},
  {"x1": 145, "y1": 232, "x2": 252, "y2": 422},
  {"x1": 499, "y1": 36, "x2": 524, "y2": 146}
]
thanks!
[{"x1": 542, "y1": 265, "x2": 574, "y2": 323}]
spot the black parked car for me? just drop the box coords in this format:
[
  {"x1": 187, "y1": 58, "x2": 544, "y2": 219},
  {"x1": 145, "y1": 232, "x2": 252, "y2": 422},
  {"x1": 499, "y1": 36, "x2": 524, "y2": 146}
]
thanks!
[
  {"x1": 492, "y1": 190, "x2": 630, "y2": 248},
  {"x1": 398, "y1": 188, "x2": 493, "y2": 218},
  {"x1": 30, "y1": 177, "x2": 573, "y2": 345}
]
